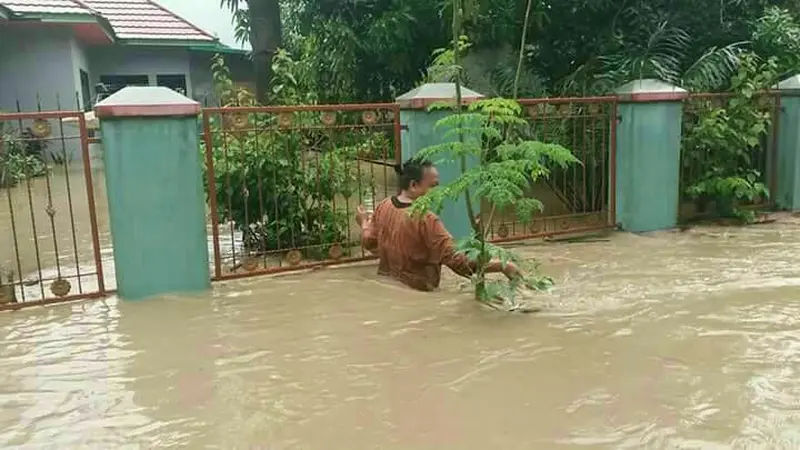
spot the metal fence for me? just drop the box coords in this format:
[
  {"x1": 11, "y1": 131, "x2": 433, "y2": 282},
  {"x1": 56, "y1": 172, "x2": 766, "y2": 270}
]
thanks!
[
  {"x1": 0, "y1": 90, "x2": 785, "y2": 306},
  {"x1": 0, "y1": 110, "x2": 107, "y2": 310},
  {"x1": 201, "y1": 103, "x2": 402, "y2": 280},
  {"x1": 485, "y1": 96, "x2": 619, "y2": 242}
]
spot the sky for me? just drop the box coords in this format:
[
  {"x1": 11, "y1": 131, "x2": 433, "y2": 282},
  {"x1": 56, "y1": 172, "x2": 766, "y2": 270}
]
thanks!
[{"x1": 155, "y1": 0, "x2": 248, "y2": 49}]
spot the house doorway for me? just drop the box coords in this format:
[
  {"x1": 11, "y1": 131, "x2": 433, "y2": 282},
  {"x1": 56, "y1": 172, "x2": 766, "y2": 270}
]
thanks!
[{"x1": 79, "y1": 70, "x2": 92, "y2": 111}]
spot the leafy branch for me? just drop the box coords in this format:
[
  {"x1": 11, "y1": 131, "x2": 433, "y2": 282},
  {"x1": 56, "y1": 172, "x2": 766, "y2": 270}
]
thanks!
[{"x1": 409, "y1": 97, "x2": 578, "y2": 308}]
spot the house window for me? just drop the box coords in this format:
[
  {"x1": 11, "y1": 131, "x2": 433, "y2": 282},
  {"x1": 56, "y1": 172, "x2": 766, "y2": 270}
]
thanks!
[
  {"x1": 156, "y1": 74, "x2": 187, "y2": 96},
  {"x1": 99, "y1": 75, "x2": 149, "y2": 96},
  {"x1": 79, "y1": 70, "x2": 92, "y2": 111}
]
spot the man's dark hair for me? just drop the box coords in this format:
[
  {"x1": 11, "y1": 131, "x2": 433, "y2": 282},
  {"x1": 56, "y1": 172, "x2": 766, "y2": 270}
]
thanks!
[{"x1": 394, "y1": 158, "x2": 433, "y2": 190}]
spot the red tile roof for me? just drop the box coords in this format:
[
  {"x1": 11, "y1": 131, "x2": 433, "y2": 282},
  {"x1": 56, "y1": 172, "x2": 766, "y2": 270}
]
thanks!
[
  {"x1": 2, "y1": 0, "x2": 90, "y2": 15},
  {"x1": 2, "y1": 0, "x2": 216, "y2": 42}
]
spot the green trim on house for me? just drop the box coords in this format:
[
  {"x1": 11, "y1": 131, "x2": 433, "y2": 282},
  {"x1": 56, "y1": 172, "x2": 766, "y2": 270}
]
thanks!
[
  {"x1": 189, "y1": 45, "x2": 249, "y2": 56},
  {"x1": 120, "y1": 39, "x2": 246, "y2": 54}
]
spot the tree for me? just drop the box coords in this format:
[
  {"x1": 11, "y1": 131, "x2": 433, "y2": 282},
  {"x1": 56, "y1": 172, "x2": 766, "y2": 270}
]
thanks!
[
  {"x1": 408, "y1": 0, "x2": 578, "y2": 310},
  {"x1": 224, "y1": 0, "x2": 800, "y2": 117},
  {"x1": 222, "y1": 0, "x2": 282, "y2": 104}
]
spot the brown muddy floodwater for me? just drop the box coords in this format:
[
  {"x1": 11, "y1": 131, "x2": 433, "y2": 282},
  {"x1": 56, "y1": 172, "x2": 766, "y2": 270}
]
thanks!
[{"x1": 2, "y1": 170, "x2": 800, "y2": 449}]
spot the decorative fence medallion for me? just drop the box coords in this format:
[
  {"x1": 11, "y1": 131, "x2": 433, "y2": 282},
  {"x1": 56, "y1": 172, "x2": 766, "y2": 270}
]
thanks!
[
  {"x1": 31, "y1": 119, "x2": 51, "y2": 138},
  {"x1": 223, "y1": 113, "x2": 249, "y2": 139},
  {"x1": 320, "y1": 112, "x2": 336, "y2": 126},
  {"x1": 241, "y1": 256, "x2": 259, "y2": 272},
  {"x1": 50, "y1": 278, "x2": 71, "y2": 297},
  {"x1": 496, "y1": 224, "x2": 510, "y2": 239},
  {"x1": 361, "y1": 111, "x2": 378, "y2": 124},
  {"x1": 231, "y1": 113, "x2": 248, "y2": 130},
  {"x1": 286, "y1": 249, "x2": 302, "y2": 266},
  {"x1": 328, "y1": 243, "x2": 343, "y2": 260},
  {"x1": 278, "y1": 113, "x2": 293, "y2": 128}
]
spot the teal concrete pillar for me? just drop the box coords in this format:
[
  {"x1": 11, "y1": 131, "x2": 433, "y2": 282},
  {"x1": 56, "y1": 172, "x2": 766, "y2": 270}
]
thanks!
[
  {"x1": 95, "y1": 86, "x2": 210, "y2": 300},
  {"x1": 614, "y1": 79, "x2": 688, "y2": 232},
  {"x1": 396, "y1": 83, "x2": 483, "y2": 240},
  {"x1": 774, "y1": 75, "x2": 800, "y2": 210}
]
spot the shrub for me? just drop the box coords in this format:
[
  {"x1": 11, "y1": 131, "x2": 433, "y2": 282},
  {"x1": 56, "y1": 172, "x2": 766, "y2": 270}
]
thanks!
[
  {"x1": 681, "y1": 53, "x2": 777, "y2": 222},
  {"x1": 0, "y1": 127, "x2": 47, "y2": 188}
]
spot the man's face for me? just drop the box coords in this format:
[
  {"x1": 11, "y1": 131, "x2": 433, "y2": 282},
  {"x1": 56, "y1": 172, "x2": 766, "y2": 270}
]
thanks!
[{"x1": 408, "y1": 166, "x2": 439, "y2": 199}]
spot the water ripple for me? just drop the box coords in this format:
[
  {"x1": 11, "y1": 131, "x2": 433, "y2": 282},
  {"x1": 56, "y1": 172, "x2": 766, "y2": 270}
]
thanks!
[{"x1": 1, "y1": 225, "x2": 800, "y2": 448}]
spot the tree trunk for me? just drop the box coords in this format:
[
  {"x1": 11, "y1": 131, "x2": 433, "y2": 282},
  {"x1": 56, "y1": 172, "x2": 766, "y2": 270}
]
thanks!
[{"x1": 247, "y1": 0, "x2": 282, "y2": 104}]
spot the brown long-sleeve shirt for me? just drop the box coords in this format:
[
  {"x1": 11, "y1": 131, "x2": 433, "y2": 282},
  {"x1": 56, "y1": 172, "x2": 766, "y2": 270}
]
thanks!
[{"x1": 361, "y1": 197, "x2": 475, "y2": 291}]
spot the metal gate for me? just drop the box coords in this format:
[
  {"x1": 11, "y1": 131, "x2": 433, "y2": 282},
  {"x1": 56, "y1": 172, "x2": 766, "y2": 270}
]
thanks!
[
  {"x1": 0, "y1": 110, "x2": 107, "y2": 310},
  {"x1": 486, "y1": 96, "x2": 619, "y2": 242}
]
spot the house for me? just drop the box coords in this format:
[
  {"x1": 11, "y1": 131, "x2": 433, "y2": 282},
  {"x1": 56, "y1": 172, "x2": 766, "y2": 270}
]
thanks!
[{"x1": 0, "y1": 0, "x2": 253, "y2": 114}]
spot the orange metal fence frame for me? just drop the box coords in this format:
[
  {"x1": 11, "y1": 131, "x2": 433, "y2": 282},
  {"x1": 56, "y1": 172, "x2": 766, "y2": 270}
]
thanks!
[
  {"x1": 200, "y1": 97, "x2": 620, "y2": 281},
  {"x1": 0, "y1": 110, "x2": 107, "y2": 310},
  {"x1": 201, "y1": 103, "x2": 403, "y2": 281}
]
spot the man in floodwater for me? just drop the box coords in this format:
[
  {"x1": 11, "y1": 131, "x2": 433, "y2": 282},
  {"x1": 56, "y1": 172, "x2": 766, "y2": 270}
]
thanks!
[{"x1": 356, "y1": 158, "x2": 520, "y2": 291}]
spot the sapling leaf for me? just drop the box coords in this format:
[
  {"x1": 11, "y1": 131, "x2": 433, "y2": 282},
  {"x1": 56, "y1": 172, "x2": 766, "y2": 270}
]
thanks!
[{"x1": 414, "y1": 41, "x2": 579, "y2": 309}]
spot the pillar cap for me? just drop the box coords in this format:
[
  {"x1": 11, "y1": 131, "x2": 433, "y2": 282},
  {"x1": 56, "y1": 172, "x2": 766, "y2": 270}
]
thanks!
[
  {"x1": 94, "y1": 86, "x2": 201, "y2": 119},
  {"x1": 615, "y1": 79, "x2": 688, "y2": 102},
  {"x1": 773, "y1": 74, "x2": 800, "y2": 94},
  {"x1": 396, "y1": 83, "x2": 484, "y2": 109}
]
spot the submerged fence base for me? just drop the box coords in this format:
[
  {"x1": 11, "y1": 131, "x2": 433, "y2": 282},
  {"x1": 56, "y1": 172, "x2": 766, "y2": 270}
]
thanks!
[{"x1": 5, "y1": 76, "x2": 800, "y2": 308}]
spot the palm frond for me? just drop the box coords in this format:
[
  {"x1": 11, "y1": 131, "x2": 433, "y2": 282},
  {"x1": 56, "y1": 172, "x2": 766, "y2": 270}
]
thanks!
[
  {"x1": 682, "y1": 42, "x2": 746, "y2": 91},
  {"x1": 220, "y1": 0, "x2": 242, "y2": 11},
  {"x1": 231, "y1": 8, "x2": 251, "y2": 46},
  {"x1": 460, "y1": 48, "x2": 546, "y2": 98}
]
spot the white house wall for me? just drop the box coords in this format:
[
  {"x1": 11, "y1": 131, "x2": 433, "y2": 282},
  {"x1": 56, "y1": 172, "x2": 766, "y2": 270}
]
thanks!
[
  {"x1": 0, "y1": 26, "x2": 80, "y2": 112},
  {"x1": 0, "y1": 26, "x2": 87, "y2": 165},
  {"x1": 0, "y1": 31, "x2": 251, "y2": 162}
]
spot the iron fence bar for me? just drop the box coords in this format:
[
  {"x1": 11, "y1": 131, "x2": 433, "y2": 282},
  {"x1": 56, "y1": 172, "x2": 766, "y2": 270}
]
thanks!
[{"x1": 78, "y1": 113, "x2": 106, "y2": 295}]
